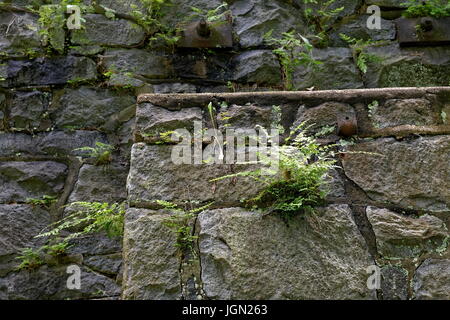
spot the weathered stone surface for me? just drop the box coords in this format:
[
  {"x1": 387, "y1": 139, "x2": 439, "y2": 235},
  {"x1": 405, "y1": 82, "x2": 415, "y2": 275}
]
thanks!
[
  {"x1": 50, "y1": 86, "x2": 135, "y2": 129},
  {"x1": 135, "y1": 103, "x2": 202, "y2": 136},
  {"x1": 232, "y1": 50, "x2": 281, "y2": 85},
  {"x1": 370, "y1": 99, "x2": 440, "y2": 129},
  {"x1": 122, "y1": 208, "x2": 181, "y2": 300},
  {"x1": 293, "y1": 48, "x2": 364, "y2": 90},
  {"x1": 330, "y1": 15, "x2": 396, "y2": 47},
  {"x1": 67, "y1": 233, "x2": 122, "y2": 256},
  {"x1": 230, "y1": 0, "x2": 305, "y2": 48},
  {"x1": 0, "y1": 161, "x2": 67, "y2": 203},
  {"x1": 342, "y1": 136, "x2": 450, "y2": 212},
  {"x1": 102, "y1": 49, "x2": 172, "y2": 80},
  {"x1": 293, "y1": 101, "x2": 355, "y2": 134},
  {"x1": 364, "y1": 45, "x2": 450, "y2": 88},
  {"x1": 217, "y1": 103, "x2": 272, "y2": 131},
  {"x1": 127, "y1": 143, "x2": 263, "y2": 205},
  {"x1": 0, "y1": 204, "x2": 50, "y2": 257},
  {"x1": 68, "y1": 164, "x2": 128, "y2": 204},
  {"x1": 0, "y1": 12, "x2": 41, "y2": 57},
  {"x1": 4, "y1": 56, "x2": 97, "y2": 87},
  {"x1": 83, "y1": 253, "x2": 122, "y2": 276},
  {"x1": 0, "y1": 130, "x2": 108, "y2": 157},
  {"x1": 153, "y1": 83, "x2": 197, "y2": 94},
  {"x1": 380, "y1": 265, "x2": 409, "y2": 300},
  {"x1": 367, "y1": 207, "x2": 448, "y2": 258},
  {"x1": 9, "y1": 90, "x2": 51, "y2": 131},
  {"x1": 71, "y1": 14, "x2": 146, "y2": 47},
  {"x1": 198, "y1": 205, "x2": 375, "y2": 299},
  {"x1": 0, "y1": 265, "x2": 120, "y2": 300},
  {"x1": 413, "y1": 259, "x2": 450, "y2": 300}
]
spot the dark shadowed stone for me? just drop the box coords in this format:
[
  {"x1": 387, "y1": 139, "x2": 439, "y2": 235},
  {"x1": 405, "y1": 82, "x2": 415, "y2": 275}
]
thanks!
[
  {"x1": 380, "y1": 265, "x2": 409, "y2": 300},
  {"x1": 413, "y1": 259, "x2": 450, "y2": 300},
  {"x1": 232, "y1": 50, "x2": 281, "y2": 85},
  {"x1": 198, "y1": 205, "x2": 375, "y2": 299},
  {"x1": 0, "y1": 265, "x2": 120, "y2": 300},
  {"x1": 153, "y1": 83, "x2": 197, "y2": 94},
  {"x1": 127, "y1": 143, "x2": 263, "y2": 205},
  {"x1": 230, "y1": 0, "x2": 306, "y2": 48},
  {"x1": 9, "y1": 91, "x2": 51, "y2": 131},
  {"x1": 67, "y1": 164, "x2": 128, "y2": 204},
  {"x1": 71, "y1": 14, "x2": 146, "y2": 47},
  {"x1": 3, "y1": 56, "x2": 97, "y2": 87},
  {"x1": 370, "y1": 98, "x2": 440, "y2": 129},
  {"x1": 135, "y1": 103, "x2": 202, "y2": 136},
  {"x1": 102, "y1": 49, "x2": 172, "y2": 80},
  {"x1": 217, "y1": 103, "x2": 272, "y2": 131},
  {"x1": 342, "y1": 136, "x2": 450, "y2": 212},
  {"x1": 367, "y1": 207, "x2": 448, "y2": 259},
  {"x1": 83, "y1": 253, "x2": 122, "y2": 276},
  {"x1": 0, "y1": 12, "x2": 41, "y2": 57},
  {"x1": 0, "y1": 204, "x2": 50, "y2": 258},
  {"x1": 67, "y1": 233, "x2": 122, "y2": 256},
  {"x1": 50, "y1": 86, "x2": 135, "y2": 129},
  {"x1": 0, "y1": 161, "x2": 67, "y2": 203},
  {"x1": 330, "y1": 15, "x2": 396, "y2": 47},
  {"x1": 293, "y1": 48, "x2": 364, "y2": 90},
  {"x1": 122, "y1": 208, "x2": 181, "y2": 300},
  {"x1": 0, "y1": 130, "x2": 108, "y2": 157}
]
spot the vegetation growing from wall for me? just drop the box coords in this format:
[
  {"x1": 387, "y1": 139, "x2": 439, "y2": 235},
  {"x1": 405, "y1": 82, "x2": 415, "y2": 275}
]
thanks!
[
  {"x1": 402, "y1": 0, "x2": 450, "y2": 18},
  {"x1": 74, "y1": 142, "x2": 114, "y2": 166},
  {"x1": 16, "y1": 202, "x2": 125, "y2": 270},
  {"x1": 264, "y1": 31, "x2": 321, "y2": 90},
  {"x1": 339, "y1": 34, "x2": 384, "y2": 74},
  {"x1": 158, "y1": 201, "x2": 212, "y2": 254},
  {"x1": 213, "y1": 123, "x2": 337, "y2": 221},
  {"x1": 303, "y1": 0, "x2": 344, "y2": 47}
]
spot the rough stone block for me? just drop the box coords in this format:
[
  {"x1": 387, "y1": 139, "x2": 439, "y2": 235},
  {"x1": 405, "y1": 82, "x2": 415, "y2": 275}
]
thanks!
[
  {"x1": 121, "y1": 208, "x2": 181, "y2": 300},
  {"x1": 0, "y1": 161, "x2": 67, "y2": 203},
  {"x1": 71, "y1": 14, "x2": 146, "y2": 47},
  {"x1": 342, "y1": 136, "x2": 450, "y2": 212},
  {"x1": 367, "y1": 207, "x2": 448, "y2": 259},
  {"x1": 198, "y1": 205, "x2": 375, "y2": 299}
]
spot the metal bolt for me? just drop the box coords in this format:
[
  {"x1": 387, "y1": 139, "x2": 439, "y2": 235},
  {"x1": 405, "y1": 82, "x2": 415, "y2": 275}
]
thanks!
[{"x1": 196, "y1": 18, "x2": 211, "y2": 38}]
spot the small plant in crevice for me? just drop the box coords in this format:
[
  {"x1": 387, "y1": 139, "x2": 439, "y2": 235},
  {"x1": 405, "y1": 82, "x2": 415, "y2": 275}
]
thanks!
[
  {"x1": 37, "y1": 202, "x2": 126, "y2": 241},
  {"x1": 16, "y1": 248, "x2": 44, "y2": 271},
  {"x1": 212, "y1": 123, "x2": 337, "y2": 222},
  {"x1": 17, "y1": 202, "x2": 125, "y2": 270},
  {"x1": 26, "y1": 195, "x2": 58, "y2": 209},
  {"x1": 158, "y1": 200, "x2": 212, "y2": 255},
  {"x1": 74, "y1": 142, "x2": 114, "y2": 166},
  {"x1": 264, "y1": 30, "x2": 322, "y2": 90},
  {"x1": 303, "y1": 0, "x2": 344, "y2": 47},
  {"x1": 188, "y1": 2, "x2": 230, "y2": 23},
  {"x1": 339, "y1": 34, "x2": 385, "y2": 74},
  {"x1": 42, "y1": 240, "x2": 72, "y2": 257},
  {"x1": 130, "y1": 0, "x2": 180, "y2": 48}
]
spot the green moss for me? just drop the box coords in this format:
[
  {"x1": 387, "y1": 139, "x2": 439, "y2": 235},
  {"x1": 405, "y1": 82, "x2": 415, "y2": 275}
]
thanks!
[{"x1": 380, "y1": 61, "x2": 450, "y2": 87}]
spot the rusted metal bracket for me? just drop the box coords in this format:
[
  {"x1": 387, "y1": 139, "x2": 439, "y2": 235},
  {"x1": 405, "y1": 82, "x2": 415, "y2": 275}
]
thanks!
[
  {"x1": 177, "y1": 18, "x2": 233, "y2": 48},
  {"x1": 337, "y1": 113, "x2": 358, "y2": 138},
  {"x1": 397, "y1": 17, "x2": 450, "y2": 46}
]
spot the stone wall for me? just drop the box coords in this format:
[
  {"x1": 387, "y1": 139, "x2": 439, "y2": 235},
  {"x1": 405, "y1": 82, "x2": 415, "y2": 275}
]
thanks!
[
  {"x1": 0, "y1": 0, "x2": 449, "y2": 300},
  {"x1": 124, "y1": 88, "x2": 450, "y2": 300}
]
